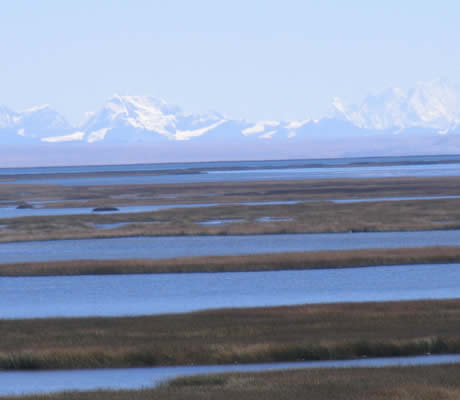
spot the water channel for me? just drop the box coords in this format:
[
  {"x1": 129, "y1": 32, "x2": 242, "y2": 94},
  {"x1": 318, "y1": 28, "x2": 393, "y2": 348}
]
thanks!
[
  {"x1": 1, "y1": 263, "x2": 460, "y2": 319},
  {"x1": 1, "y1": 230, "x2": 459, "y2": 264},
  {"x1": 1, "y1": 197, "x2": 458, "y2": 219},
  {"x1": 2, "y1": 354, "x2": 460, "y2": 395}
]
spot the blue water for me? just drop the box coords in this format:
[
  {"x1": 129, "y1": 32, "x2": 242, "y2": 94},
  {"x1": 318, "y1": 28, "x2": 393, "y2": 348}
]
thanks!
[
  {"x1": 0, "y1": 202, "x2": 220, "y2": 219},
  {"x1": 332, "y1": 195, "x2": 460, "y2": 203},
  {"x1": 1, "y1": 263, "x2": 460, "y2": 319},
  {"x1": 0, "y1": 201, "x2": 301, "y2": 219},
  {"x1": 1, "y1": 230, "x2": 459, "y2": 264},
  {"x1": 1, "y1": 154, "x2": 459, "y2": 176},
  {"x1": 6, "y1": 162, "x2": 460, "y2": 185},
  {"x1": 1, "y1": 155, "x2": 460, "y2": 185},
  {"x1": 1, "y1": 354, "x2": 460, "y2": 395}
]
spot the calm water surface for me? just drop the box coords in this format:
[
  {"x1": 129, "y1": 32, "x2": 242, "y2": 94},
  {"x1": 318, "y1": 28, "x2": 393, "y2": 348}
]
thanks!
[
  {"x1": 0, "y1": 202, "x2": 219, "y2": 218},
  {"x1": 1, "y1": 230, "x2": 459, "y2": 264},
  {"x1": 1, "y1": 264, "x2": 460, "y2": 319},
  {"x1": 7, "y1": 162, "x2": 460, "y2": 185},
  {"x1": 2, "y1": 154, "x2": 459, "y2": 176},
  {"x1": 1, "y1": 354, "x2": 460, "y2": 395},
  {"x1": 332, "y1": 195, "x2": 460, "y2": 203}
]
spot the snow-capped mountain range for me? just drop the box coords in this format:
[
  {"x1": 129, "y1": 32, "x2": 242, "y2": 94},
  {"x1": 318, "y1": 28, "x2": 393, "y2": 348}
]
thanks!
[
  {"x1": 332, "y1": 78, "x2": 460, "y2": 132},
  {"x1": 1, "y1": 79, "x2": 460, "y2": 163}
]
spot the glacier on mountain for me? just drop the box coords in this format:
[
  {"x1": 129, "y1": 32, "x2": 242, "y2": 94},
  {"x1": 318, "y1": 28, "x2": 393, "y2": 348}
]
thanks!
[
  {"x1": 332, "y1": 78, "x2": 460, "y2": 132},
  {"x1": 1, "y1": 79, "x2": 460, "y2": 162},
  {"x1": 42, "y1": 131, "x2": 85, "y2": 143}
]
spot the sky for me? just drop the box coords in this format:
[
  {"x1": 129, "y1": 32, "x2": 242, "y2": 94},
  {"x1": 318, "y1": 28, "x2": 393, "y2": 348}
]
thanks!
[{"x1": 1, "y1": 0, "x2": 459, "y2": 125}]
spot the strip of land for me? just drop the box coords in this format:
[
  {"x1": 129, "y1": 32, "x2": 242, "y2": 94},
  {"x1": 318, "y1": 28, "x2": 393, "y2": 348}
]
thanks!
[
  {"x1": 2, "y1": 157, "x2": 459, "y2": 182},
  {"x1": 2, "y1": 176, "x2": 460, "y2": 206},
  {"x1": 6, "y1": 364, "x2": 458, "y2": 400},
  {"x1": 1, "y1": 197, "x2": 460, "y2": 242},
  {"x1": 2, "y1": 246, "x2": 460, "y2": 276},
  {"x1": 1, "y1": 299, "x2": 460, "y2": 370}
]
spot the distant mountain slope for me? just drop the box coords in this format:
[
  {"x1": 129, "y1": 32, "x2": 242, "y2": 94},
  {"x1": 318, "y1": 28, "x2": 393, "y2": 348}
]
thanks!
[
  {"x1": 332, "y1": 78, "x2": 460, "y2": 132},
  {"x1": 1, "y1": 79, "x2": 460, "y2": 165},
  {"x1": 0, "y1": 105, "x2": 72, "y2": 143}
]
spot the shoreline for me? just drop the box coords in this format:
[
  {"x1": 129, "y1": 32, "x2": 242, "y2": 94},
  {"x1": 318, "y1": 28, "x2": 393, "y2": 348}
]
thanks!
[{"x1": 2, "y1": 246, "x2": 460, "y2": 276}]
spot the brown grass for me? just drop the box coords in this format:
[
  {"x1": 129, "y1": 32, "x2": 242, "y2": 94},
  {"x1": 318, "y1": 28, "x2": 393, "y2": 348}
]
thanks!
[
  {"x1": 1, "y1": 196, "x2": 460, "y2": 242},
  {"x1": 1, "y1": 299, "x2": 460, "y2": 370},
  {"x1": 3, "y1": 364, "x2": 460, "y2": 400},
  {"x1": 2, "y1": 246, "x2": 460, "y2": 276},
  {"x1": 2, "y1": 176, "x2": 460, "y2": 206}
]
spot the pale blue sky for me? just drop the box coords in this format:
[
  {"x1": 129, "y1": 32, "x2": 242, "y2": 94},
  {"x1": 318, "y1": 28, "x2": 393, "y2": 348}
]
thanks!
[{"x1": 1, "y1": 0, "x2": 459, "y2": 124}]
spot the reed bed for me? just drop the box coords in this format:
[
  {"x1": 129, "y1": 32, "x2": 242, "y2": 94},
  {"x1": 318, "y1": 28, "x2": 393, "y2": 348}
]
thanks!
[
  {"x1": 2, "y1": 246, "x2": 460, "y2": 276},
  {"x1": 1, "y1": 299, "x2": 460, "y2": 370},
  {"x1": 2, "y1": 176, "x2": 460, "y2": 206},
  {"x1": 3, "y1": 364, "x2": 460, "y2": 400},
  {"x1": 1, "y1": 197, "x2": 460, "y2": 242}
]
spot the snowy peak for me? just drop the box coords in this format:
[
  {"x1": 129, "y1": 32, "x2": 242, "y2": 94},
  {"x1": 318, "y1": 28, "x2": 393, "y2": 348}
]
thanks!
[
  {"x1": 0, "y1": 104, "x2": 70, "y2": 138},
  {"x1": 20, "y1": 104, "x2": 70, "y2": 132},
  {"x1": 78, "y1": 95, "x2": 229, "y2": 143},
  {"x1": 333, "y1": 78, "x2": 460, "y2": 131},
  {"x1": 407, "y1": 78, "x2": 460, "y2": 128},
  {"x1": 86, "y1": 94, "x2": 180, "y2": 136},
  {"x1": 2, "y1": 78, "x2": 460, "y2": 147},
  {"x1": 0, "y1": 106, "x2": 17, "y2": 129}
]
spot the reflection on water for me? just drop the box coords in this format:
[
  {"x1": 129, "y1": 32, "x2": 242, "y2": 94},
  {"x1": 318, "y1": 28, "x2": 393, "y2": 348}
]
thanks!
[
  {"x1": 1, "y1": 263, "x2": 460, "y2": 319},
  {"x1": 1, "y1": 354, "x2": 460, "y2": 396}
]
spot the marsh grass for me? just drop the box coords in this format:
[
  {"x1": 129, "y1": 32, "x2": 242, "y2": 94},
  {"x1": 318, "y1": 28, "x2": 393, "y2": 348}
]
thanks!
[
  {"x1": 1, "y1": 299, "x2": 460, "y2": 370},
  {"x1": 2, "y1": 176, "x2": 460, "y2": 244},
  {"x1": 3, "y1": 364, "x2": 460, "y2": 400},
  {"x1": 2, "y1": 176, "x2": 460, "y2": 204},
  {"x1": 2, "y1": 196, "x2": 460, "y2": 242},
  {"x1": 2, "y1": 246, "x2": 460, "y2": 276}
]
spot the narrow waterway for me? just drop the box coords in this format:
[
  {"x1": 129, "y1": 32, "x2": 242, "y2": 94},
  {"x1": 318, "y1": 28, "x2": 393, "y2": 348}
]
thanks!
[
  {"x1": 1, "y1": 354, "x2": 460, "y2": 396},
  {"x1": 1, "y1": 230, "x2": 460, "y2": 264},
  {"x1": 1, "y1": 263, "x2": 460, "y2": 319}
]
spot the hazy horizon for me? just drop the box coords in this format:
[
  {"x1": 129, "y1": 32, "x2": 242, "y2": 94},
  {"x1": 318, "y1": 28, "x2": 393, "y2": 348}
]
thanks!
[{"x1": 1, "y1": 0, "x2": 459, "y2": 125}]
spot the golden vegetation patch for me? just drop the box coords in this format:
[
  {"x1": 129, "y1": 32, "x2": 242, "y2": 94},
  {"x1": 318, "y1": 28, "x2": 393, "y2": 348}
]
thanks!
[{"x1": 1, "y1": 299, "x2": 460, "y2": 370}]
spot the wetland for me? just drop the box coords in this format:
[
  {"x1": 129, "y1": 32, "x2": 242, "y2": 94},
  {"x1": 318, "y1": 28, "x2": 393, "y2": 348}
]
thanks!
[
  {"x1": 1, "y1": 299, "x2": 460, "y2": 370},
  {"x1": 3, "y1": 156, "x2": 460, "y2": 397}
]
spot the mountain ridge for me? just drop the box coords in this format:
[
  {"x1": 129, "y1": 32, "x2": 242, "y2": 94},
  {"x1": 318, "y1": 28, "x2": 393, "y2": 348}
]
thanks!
[{"x1": 1, "y1": 79, "x2": 460, "y2": 164}]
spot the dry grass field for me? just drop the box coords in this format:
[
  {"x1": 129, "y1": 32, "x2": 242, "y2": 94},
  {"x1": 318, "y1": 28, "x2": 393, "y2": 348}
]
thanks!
[
  {"x1": 1, "y1": 299, "x2": 460, "y2": 370},
  {"x1": 1, "y1": 197, "x2": 460, "y2": 242},
  {"x1": 2, "y1": 176, "x2": 460, "y2": 242},
  {"x1": 2, "y1": 176, "x2": 460, "y2": 206},
  {"x1": 2, "y1": 246, "x2": 460, "y2": 276}
]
